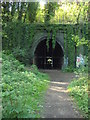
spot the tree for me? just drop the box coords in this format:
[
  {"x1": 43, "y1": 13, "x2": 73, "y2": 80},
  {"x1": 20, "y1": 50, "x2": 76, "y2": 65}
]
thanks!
[
  {"x1": 2, "y1": 2, "x2": 11, "y2": 22},
  {"x1": 27, "y1": 2, "x2": 39, "y2": 23},
  {"x1": 11, "y1": 2, "x2": 16, "y2": 21},
  {"x1": 44, "y1": 2, "x2": 58, "y2": 23},
  {"x1": 18, "y1": 2, "x2": 24, "y2": 21}
]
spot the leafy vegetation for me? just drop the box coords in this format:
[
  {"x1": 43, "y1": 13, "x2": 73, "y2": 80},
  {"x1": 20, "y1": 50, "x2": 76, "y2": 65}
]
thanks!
[
  {"x1": 68, "y1": 68, "x2": 88, "y2": 118},
  {"x1": 1, "y1": 1, "x2": 89, "y2": 118},
  {"x1": 62, "y1": 66, "x2": 76, "y2": 72},
  {"x1": 1, "y1": 2, "x2": 89, "y2": 24},
  {"x1": 1, "y1": 1, "x2": 89, "y2": 68},
  {"x1": 2, "y1": 22, "x2": 88, "y2": 69},
  {"x1": 0, "y1": 52, "x2": 2, "y2": 58},
  {"x1": 2, "y1": 53, "x2": 49, "y2": 118}
]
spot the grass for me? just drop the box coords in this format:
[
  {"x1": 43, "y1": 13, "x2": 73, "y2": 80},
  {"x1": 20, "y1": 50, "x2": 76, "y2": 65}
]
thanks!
[
  {"x1": 2, "y1": 53, "x2": 49, "y2": 118},
  {"x1": 68, "y1": 72, "x2": 88, "y2": 118}
]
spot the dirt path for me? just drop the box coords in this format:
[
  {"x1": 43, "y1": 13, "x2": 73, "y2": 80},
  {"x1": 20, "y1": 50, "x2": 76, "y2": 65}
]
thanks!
[{"x1": 40, "y1": 70, "x2": 83, "y2": 118}]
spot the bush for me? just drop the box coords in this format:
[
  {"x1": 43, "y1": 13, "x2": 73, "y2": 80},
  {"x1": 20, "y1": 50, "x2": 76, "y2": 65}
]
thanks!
[
  {"x1": 62, "y1": 66, "x2": 76, "y2": 72},
  {"x1": 68, "y1": 74, "x2": 88, "y2": 118},
  {"x1": 2, "y1": 53, "x2": 49, "y2": 118},
  {"x1": 12, "y1": 47, "x2": 30, "y2": 65}
]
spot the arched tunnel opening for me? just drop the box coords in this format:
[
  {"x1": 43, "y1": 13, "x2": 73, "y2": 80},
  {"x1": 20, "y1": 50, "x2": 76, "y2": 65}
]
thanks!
[{"x1": 34, "y1": 39, "x2": 64, "y2": 69}]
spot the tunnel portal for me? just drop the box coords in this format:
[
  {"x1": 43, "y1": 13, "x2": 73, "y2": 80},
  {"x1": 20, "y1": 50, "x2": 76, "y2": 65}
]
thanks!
[{"x1": 34, "y1": 39, "x2": 64, "y2": 69}]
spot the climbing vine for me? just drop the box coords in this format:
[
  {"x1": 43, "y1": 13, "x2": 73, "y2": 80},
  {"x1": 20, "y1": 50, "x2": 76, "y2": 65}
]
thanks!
[
  {"x1": 46, "y1": 30, "x2": 50, "y2": 49},
  {"x1": 52, "y1": 28, "x2": 57, "y2": 49},
  {"x1": 2, "y1": 22, "x2": 89, "y2": 67}
]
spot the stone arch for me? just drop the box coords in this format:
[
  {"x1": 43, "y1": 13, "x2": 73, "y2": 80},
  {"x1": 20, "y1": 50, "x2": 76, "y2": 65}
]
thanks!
[
  {"x1": 30, "y1": 32, "x2": 64, "y2": 58},
  {"x1": 30, "y1": 31, "x2": 64, "y2": 69}
]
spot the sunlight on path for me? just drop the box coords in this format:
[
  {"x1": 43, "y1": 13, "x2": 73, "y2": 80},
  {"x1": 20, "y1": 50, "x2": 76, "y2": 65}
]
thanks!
[{"x1": 40, "y1": 70, "x2": 83, "y2": 118}]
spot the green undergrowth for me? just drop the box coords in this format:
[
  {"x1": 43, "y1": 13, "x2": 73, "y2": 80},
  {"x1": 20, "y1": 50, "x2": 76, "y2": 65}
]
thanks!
[
  {"x1": 0, "y1": 52, "x2": 1, "y2": 58},
  {"x1": 2, "y1": 53, "x2": 49, "y2": 118},
  {"x1": 68, "y1": 73, "x2": 88, "y2": 118},
  {"x1": 62, "y1": 66, "x2": 76, "y2": 72}
]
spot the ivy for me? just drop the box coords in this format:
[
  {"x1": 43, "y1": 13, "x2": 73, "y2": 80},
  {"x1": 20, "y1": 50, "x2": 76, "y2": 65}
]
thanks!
[
  {"x1": 2, "y1": 22, "x2": 89, "y2": 67},
  {"x1": 46, "y1": 31, "x2": 50, "y2": 49},
  {"x1": 66, "y1": 25, "x2": 75, "y2": 67},
  {"x1": 52, "y1": 28, "x2": 57, "y2": 49}
]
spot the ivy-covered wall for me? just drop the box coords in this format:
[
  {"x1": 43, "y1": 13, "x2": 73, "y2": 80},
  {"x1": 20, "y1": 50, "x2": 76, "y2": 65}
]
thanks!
[{"x1": 2, "y1": 22, "x2": 88, "y2": 68}]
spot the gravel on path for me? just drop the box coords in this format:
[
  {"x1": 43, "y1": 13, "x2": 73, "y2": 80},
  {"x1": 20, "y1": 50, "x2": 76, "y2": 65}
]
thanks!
[{"x1": 40, "y1": 70, "x2": 83, "y2": 118}]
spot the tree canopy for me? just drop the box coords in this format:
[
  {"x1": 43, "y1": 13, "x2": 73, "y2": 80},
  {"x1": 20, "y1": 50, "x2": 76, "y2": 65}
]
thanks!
[{"x1": 1, "y1": 1, "x2": 89, "y2": 24}]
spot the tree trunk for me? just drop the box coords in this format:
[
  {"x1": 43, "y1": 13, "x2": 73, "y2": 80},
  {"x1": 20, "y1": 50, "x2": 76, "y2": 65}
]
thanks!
[
  {"x1": 74, "y1": 43, "x2": 77, "y2": 68},
  {"x1": 11, "y1": 3, "x2": 16, "y2": 21},
  {"x1": 18, "y1": 3, "x2": 23, "y2": 21}
]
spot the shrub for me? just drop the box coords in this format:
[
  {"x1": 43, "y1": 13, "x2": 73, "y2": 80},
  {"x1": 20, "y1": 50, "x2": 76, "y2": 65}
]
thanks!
[
  {"x1": 2, "y1": 53, "x2": 49, "y2": 118},
  {"x1": 68, "y1": 74, "x2": 88, "y2": 118},
  {"x1": 62, "y1": 66, "x2": 76, "y2": 72}
]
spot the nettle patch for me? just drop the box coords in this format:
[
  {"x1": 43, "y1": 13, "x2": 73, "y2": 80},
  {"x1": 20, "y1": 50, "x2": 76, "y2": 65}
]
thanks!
[
  {"x1": 68, "y1": 73, "x2": 88, "y2": 118},
  {"x1": 2, "y1": 53, "x2": 49, "y2": 118}
]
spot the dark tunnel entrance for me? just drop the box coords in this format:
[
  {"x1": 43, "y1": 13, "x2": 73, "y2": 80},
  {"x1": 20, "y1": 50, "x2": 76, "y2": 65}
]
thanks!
[{"x1": 34, "y1": 39, "x2": 64, "y2": 69}]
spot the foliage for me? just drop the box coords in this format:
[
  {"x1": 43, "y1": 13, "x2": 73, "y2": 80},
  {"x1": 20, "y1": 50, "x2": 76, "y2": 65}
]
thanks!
[
  {"x1": 72, "y1": 35, "x2": 88, "y2": 47},
  {"x1": 1, "y1": 2, "x2": 88, "y2": 24},
  {"x1": 44, "y1": 2, "x2": 59, "y2": 23},
  {"x1": 2, "y1": 53, "x2": 49, "y2": 118},
  {"x1": 62, "y1": 66, "x2": 76, "y2": 72},
  {"x1": 1, "y1": 2, "x2": 39, "y2": 23},
  {"x1": 0, "y1": 52, "x2": 2, "y2": 58},
  {"x1": 63, "y1": 55, "x2": 88, "y2": 72},
  {"x1": 1, "y1": 1, "x2": 89, "y2": 68},
  {"x1": 12, "y1": 47, "x2": 30, "y2": 65},
  {"x1": 66, "y1": 25, "x2": 75, "y2": 67},
  {"x1": 2, "y1": 22, "x2": 89, "y2": 68},
  {"x1": 27, "y1": 2, "x2": 39, "y2": 23},
  {"x1": 36, "y1": 7, "x2": 45, "y2": 23},
  {"x1": 68, "y1": 69, "x2": 88, "y2": 118},
  {"x1": 52, "y1": 2, "x2": 88, "y2": 24}
]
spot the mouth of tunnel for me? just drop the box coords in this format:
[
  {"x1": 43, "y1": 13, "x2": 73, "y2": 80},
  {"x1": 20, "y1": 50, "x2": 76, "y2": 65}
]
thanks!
[{"x1": 34, "y1": 39, "x2": 64, "y2": 69}]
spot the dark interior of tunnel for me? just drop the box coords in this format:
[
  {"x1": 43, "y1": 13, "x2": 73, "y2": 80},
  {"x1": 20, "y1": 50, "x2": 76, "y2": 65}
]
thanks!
[{"x1": 34, "y1": 39, "x2": 64, "y2": 69}]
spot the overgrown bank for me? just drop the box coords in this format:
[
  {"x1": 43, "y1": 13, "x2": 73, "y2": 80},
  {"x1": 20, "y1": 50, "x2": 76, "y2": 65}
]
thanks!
[
  {"x1": 2, "y1": 53, "x2": 49, "y2": 118},
  {"x1": 68, "y1": 69, "x2": 88, "y2": 118}
]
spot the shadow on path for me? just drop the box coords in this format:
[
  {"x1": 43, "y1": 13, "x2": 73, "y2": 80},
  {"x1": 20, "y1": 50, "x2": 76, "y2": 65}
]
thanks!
[{"x1": 40, "y1": 70, "x2": 83, "y2": 118}]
